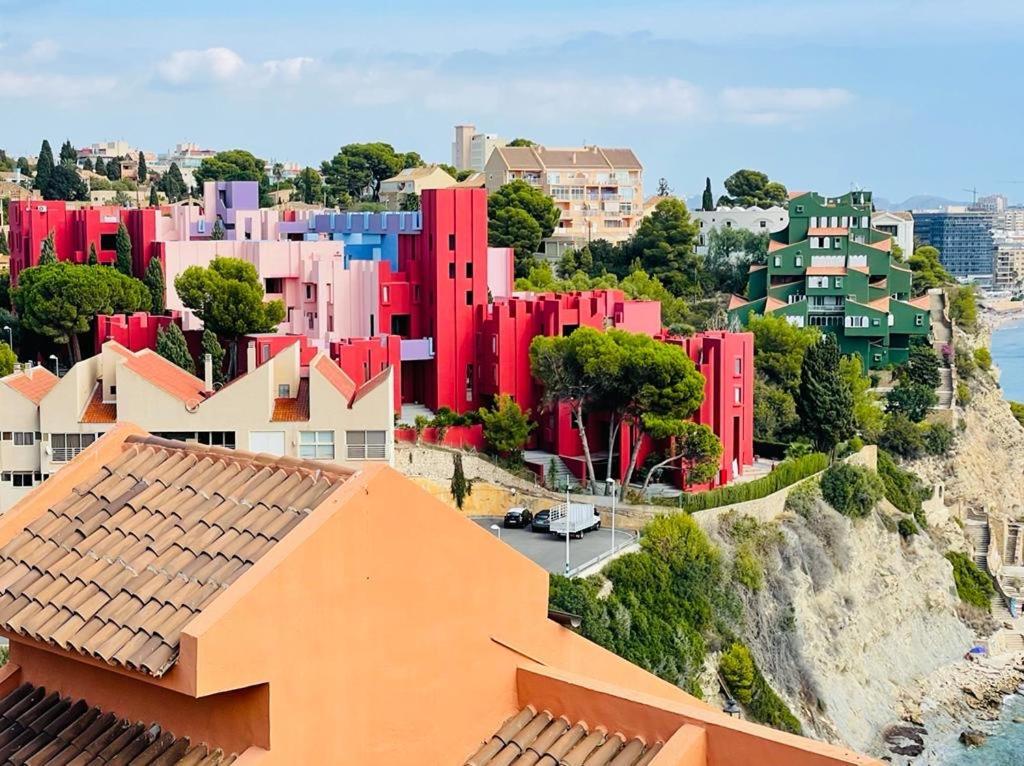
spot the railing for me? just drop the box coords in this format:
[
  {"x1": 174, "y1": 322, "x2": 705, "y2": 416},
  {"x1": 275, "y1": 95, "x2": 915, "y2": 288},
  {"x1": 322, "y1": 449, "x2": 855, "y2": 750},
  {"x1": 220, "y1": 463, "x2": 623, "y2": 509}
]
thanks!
[{"x1": 567, "y1": 529, "x2": 640, "y2": 577}]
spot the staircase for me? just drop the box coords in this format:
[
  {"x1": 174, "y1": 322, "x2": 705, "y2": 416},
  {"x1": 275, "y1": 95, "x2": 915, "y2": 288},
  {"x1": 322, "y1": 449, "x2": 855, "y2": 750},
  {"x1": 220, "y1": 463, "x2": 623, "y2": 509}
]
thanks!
[
  {"x1": 1006, "y1": 525, "x2": 1021, "y2": 566},
  {"x1": 937, "y1": 367, "x2": 954, "y2": 408},
  {"x1": 1002, "y1": 632, "x2": 1024, "y2": 653},
  {"x1": 992, "y1": 593, "x2": 1014, "y2": 623},
  {"x1": 524, "y1": 451, "x2": 578, "y2": 491},
  {"x1": 965, "y1": 517, "x2": 991, "y2": 570},
  {"x1": 399, "y1": 403, "x2": 435, "y2": 426}
]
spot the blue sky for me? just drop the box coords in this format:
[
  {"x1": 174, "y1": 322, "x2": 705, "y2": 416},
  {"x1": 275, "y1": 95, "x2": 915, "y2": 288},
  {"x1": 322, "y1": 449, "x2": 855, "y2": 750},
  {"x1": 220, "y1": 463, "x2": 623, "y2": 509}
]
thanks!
[{"x1": 1, "y1": 0, "x2": 1021, "y2": 204}]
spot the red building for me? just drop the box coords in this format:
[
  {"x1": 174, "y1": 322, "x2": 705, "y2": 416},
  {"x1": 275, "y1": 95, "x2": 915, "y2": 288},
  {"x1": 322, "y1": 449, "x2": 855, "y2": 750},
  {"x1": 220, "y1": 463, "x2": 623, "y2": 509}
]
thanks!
[{"x1": 6, "y1": 200, "x2": 159, "y2": 281}]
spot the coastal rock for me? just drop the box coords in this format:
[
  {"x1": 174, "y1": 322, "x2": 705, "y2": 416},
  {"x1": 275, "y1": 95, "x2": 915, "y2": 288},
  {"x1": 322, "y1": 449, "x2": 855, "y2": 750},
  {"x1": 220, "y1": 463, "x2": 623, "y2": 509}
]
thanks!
[{"x1": 959, "y1": 728, "x2": 987, "y2": 747}]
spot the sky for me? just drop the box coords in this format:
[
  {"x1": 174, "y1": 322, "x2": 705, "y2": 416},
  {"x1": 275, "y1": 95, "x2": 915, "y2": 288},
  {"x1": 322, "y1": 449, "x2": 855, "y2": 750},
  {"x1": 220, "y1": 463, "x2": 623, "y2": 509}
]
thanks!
[{"x1": 1, "y1": 0, "x2": 1022, "y2": 205}]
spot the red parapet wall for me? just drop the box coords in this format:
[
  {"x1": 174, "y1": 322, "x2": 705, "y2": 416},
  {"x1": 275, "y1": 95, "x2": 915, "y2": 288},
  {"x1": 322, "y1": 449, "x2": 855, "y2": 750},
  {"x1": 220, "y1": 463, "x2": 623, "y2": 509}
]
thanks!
[
  {"x1": 395, "y1": 425, "x2": 486, "y2": 451},
  {"x1": 95, "y1": 313, "x2": 179, "y2": 354}
]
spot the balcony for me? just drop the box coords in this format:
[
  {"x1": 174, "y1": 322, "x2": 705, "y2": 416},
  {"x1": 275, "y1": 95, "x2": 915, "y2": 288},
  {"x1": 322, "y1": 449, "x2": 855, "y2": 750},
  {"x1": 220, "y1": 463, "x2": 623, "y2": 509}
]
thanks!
[{"x1": 401, "y1": 337, "x2": 435, "y2": 361}]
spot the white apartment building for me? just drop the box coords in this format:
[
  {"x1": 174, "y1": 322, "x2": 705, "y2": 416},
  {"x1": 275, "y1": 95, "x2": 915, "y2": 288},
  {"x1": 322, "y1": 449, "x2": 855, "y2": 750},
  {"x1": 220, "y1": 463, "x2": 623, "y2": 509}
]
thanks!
[
  {"x1": 693, "y1": 206, "x2": 789, "y2": 256},
  {"x1": 485, "y1": 145, "x2": 643, "y2": 260},
  {"x1": 997, "y1": 207, "x2": 1024, "y2": 233},
  {"x1": 993, "y1": 232, "x2": 1024, "y2": 290},
  {"x1": 452, "y1": 124, "x2": 508, "y2": 172},
  {"x1": 872, "y1": 210, "x2": 915, "y2": 256},
  {"x1": 0, "y1": 340, "x2": 394, "y2": 512}
]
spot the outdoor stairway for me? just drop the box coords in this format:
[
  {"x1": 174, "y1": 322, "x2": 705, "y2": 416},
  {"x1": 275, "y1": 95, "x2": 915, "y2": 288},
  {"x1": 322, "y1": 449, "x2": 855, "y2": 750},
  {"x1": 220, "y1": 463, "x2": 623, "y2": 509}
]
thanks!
[
  {"x1": 523, "y1": 451, "x2": 578, "y2": 491},
  {"x1": 992, "y1": 593, "x2": 1015, "y2": 623},
  {"x1": 1000, "y1": 632, "x2": 1024, "y2": 653},
  {"x1": 937, "y1": 367, "x2": 954, "y2": 408},
  {"x1": 1006, "y1": 524, "x2": 1021, "y2": 565},
  {"x1": 399, "y1": 403, "x2": 435, "y2": 426},
  {"x1": 965, "y1": 518, "x2": 991, "y2": 570}
]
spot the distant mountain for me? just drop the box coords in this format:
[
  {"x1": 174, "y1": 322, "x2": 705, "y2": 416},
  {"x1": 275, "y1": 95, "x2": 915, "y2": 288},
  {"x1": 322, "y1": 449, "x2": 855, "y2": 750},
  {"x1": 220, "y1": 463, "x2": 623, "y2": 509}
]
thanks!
[{"x1": 874, "y1": 195, "x2": 968, "y2": 212}]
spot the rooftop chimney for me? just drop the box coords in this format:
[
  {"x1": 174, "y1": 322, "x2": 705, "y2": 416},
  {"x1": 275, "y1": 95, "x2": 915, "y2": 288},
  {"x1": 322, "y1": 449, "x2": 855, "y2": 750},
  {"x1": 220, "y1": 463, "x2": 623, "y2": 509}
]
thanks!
[
  {"x1": 246, "y1": 341, "x2": 257, "y2": 372},
  {"x1": 203, "y1": 354, "x2": 213, "y2": 393}
]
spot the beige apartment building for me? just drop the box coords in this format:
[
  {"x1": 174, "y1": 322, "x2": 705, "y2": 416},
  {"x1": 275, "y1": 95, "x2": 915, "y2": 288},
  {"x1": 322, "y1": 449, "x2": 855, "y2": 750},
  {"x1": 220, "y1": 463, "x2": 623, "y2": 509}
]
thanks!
[
  {"x1": 484, "y1": 145, "x2": 644, "y2": 259},
  {"x1": 379, "y1": 165, "x2": 484, "y2": 210},
  {"x1": 0, "y1": 340, "x2": 394, "y2": 512}
]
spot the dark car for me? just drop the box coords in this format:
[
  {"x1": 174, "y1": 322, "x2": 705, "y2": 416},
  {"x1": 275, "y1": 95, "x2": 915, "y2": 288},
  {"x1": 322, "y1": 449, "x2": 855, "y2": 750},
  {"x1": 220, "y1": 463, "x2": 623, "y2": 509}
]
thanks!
[
  {"x1": 530, "y1": 509, "x2": 551, "y2": 533},
  {"x1": 503, "y1": 507, "x2": 533, "y2": 529}
]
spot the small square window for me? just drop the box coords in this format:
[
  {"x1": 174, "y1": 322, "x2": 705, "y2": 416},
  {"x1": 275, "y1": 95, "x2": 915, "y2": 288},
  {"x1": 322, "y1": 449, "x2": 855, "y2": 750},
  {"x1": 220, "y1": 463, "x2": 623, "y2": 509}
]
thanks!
[
  {"x1": 277, "y1": 384, "x2": 290, "y2": 398},
  {"x1": 448, "y1": 263, "x2": 455, "y2": 279},
  {"x1": 448, "y1": 233, "x2": 456, "y2": 250},
  {"x1": 734, "y1": 387, "x2": 742, "y2": 404},
  {"x1": 796, "y1": 205, "x2": 804, "y2": 213},
  {"x1": 465, "y1": 262, "x2": 473, "y2": 278},
  {"x1": 466, "y1": 291, "x2": 473, "y2": 305}
]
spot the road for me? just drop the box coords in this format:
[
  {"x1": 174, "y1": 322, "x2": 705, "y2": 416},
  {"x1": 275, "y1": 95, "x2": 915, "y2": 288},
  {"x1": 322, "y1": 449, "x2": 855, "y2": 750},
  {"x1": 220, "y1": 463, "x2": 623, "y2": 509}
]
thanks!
[{"x1": 471, "y1": 516, "x2": 635, "y2": 574}]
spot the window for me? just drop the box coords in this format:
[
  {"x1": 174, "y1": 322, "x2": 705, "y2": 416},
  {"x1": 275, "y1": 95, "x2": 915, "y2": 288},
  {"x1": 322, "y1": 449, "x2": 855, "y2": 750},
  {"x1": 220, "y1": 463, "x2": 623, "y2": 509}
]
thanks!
[
  {"x1": 305, "y1": 284, "x2": 314, "y2": 301},
  {"x1": 734, "y1": 357, "x2": 742, "y2": 375},
  {"x1": 196, "y1": 431, "x2": 236, "y2": 449},
  {"x1": 100, "y1": 233, "x2": 117, "y2": 251},
  {"x1": 50, "y1": 433, "x2": 97, "y2": 462},
  {"x1": 262, "y1": 343, "x2": 271, "y2": 360},
  {"x1": 466, "y1": 363, "x2": 474, "y2": 401},
  {"x1": 795, "y1": 256, "x2": 803, "y2": 267},
  {"x1": 759, "y1": 220, "x2": 767, "y2": 228},
  {"x1": 915, "y1": 314, "x2": 924, "y2": 326},
  {"x1": 448, "y1": 233, "x2": 456, "y2": 251},
  {"x1": 773, "y1": 256, "x2": 781, "y2": 267},
  {"x1": 808, "y1": 276, "x2": 828, "y2": 289},
  {"x1": 845, "y1": 316, "x2": 869, "y2": 328},
  {"x1": 465, "y1": 291, "x2": 473, "y2": 306},
  {"x1": 795, "y1": 205, "x2": 804, "y2": 213},
  {"x1": 465, "y1": 262, "x2": 473, "y2": 278},
  {"x1": 0, "y1": 433, "x2": 8, "y2": 440},
  {"x1": 834, "y1": 277, "x2": 843, "y2": 288},
  {"x1": 299, "y1": 431, "x2": 335, "y2": 460},
  {"x1": 2, "y1": 472, "x2": 34, "y2": 488},
  {"x1": 734, "y1": 387, "x2": 742, "y2": 404},
  {"x1": 265, "y1": 278, "x2": 283, "y2": 293},
  {"x1": 278, "y1": 384, "x2": 291, "y2": 398},
  {"x1": 347, "y1": 430, "x2": 387, "y2": 460},
  {"x1": 12, "y1": 432, "x2": 33, "y2": 446},
  {"x1": 448, "y1": 263, "x2": 456, "y2": 278}
]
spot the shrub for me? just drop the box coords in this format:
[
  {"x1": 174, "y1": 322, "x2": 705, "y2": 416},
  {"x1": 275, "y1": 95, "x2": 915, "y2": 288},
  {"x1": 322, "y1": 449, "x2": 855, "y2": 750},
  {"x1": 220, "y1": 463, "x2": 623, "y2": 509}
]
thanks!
[
  {"x1": 733, "y1": 546, "x2": 763, "y2": 591},
  {"x1": 819, "y1": 463, "x2": 884, "y2": 519},
  {"x1": 478, "y1": 394, "x2": 535, "y2": 460},
  {"x1": 877, "y1": 450, "x2": 929, "y2": 526},
  {"x1": 922, "y1": 422, "x2": 954, "y2": 456},
  {"x1": 949, "y1": 285, "x2": 978, "y2": 331},
  {"x1": 784, "y1": 440, "x2": 814, "y2": 459},
  {"x1": 885, "y1": 382, "x2": 938, "y2": 423},
  {"x1": 719, "y1": 642, "x2": 802, "y2": 734},
  {"x1": 945, "y1": 551, "x2": 996, "y2": 608},
  {"x1": 450, "y1": 453, "x2": 472, "y2": 509},
  {"x1": 957, "y1": 382, "x2": 972, "y2": 407},
  {"x1": 955, "y1": 345, "x2": 975, "y2": 377},
  {"x1": 664, "y1": 453, "x2": 828, "y2": 512},
  {"x1": 720, "y1": 643, "x2": 755, "y2": 704},
  {"x1": 784, "y1": 479, "x2": 821, "y2": 518},
  {"x1": 879, "y1": 414, "x2": 924, "y2": 459},
  {"x1": 1010, "y1": 401, "x2": 1024, "y2": 427},
  {"x1": 973, "y1": 347, "x2": 992, "y2": 371},
  {"x1": 898, "y1": 518, "x2": 919, "y2": 538}
]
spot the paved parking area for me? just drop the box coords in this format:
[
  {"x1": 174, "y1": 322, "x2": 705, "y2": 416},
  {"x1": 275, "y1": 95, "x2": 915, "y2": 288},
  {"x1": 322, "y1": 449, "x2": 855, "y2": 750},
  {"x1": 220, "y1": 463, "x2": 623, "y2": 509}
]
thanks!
[{"x1": 471, "y1": 516, "x2": 635, "y2": 574}]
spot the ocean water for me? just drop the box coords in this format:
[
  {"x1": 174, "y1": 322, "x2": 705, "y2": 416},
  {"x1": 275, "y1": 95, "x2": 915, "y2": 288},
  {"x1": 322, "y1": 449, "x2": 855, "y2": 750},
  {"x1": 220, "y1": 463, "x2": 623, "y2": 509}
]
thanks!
[
  {"x1": 942, "y1": 693, "x2": 1024, "y2": 765},
  {"x1": 991, "y1": 320, "x2": 1024, "y2": 402}
]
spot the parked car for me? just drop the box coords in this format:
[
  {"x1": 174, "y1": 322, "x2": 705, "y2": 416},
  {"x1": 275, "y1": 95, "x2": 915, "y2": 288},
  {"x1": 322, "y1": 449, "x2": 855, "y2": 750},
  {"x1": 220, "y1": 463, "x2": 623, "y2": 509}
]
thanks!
[
  {"x1": 530, "y1": 509, "x2": 551, "y2": 533},
  {"x1": 503, "y1": 507, "x2": 533, "y2": 528}
]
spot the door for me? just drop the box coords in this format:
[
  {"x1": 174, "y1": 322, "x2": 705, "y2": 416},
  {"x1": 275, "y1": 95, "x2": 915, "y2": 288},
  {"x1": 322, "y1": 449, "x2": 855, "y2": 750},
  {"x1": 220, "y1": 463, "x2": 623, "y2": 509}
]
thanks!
[{"x1": 249, "y1": 431, "x2": 286, "y2": 456}]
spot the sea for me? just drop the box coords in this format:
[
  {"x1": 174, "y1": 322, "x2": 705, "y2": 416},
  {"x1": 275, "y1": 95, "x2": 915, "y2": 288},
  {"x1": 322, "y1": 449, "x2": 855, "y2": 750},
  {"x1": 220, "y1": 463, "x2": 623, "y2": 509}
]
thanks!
[{"x1": 943, "y1": 320, "x2": 1024, "y2": 764}]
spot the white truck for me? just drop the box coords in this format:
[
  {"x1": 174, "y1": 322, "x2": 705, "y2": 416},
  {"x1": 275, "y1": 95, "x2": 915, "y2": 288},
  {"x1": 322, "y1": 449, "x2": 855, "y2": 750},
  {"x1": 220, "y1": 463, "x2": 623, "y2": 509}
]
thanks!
[{"x1": 548, "y1": 502, "x2": 601, "y2": 539}]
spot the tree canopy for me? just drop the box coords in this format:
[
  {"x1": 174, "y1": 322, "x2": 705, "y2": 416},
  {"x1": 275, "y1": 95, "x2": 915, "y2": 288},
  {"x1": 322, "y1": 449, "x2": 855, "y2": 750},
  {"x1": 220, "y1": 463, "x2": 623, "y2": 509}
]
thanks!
[
  {"x1": 144, "y1": 257, "x2": 165, "y2": 314},
  {"x1": 156, "y1": 324, "x2": 194, "y2": 374},
  {"x1": 717, "y1": 169, "x2": 787, "y2": 208},
  {"x1": 114, "y1": 223, "x2": 133, "y2": 276},
  {"x1": 41, "y1": 163, "x2": 88, "y2": 201},
  {"x1": 159, "y1": 162, "x2": 188, "y2": 202},
  {"x1": 706, "y1": 228, "x2": 768, "y2": 295},
  {"x1": 907, "y1": 245, "x2": 952, "y2": 295},
  {"x1": 797, "y1": 334, "x2": 855, "y2": 453},
  {"x1": 34, "y1": 140, "x2": 54, "y2": 193},
  {"x1": 630, "y1": 198, "x2": 702, "y2": 296},
  {"x1": 193, "y1": 150, "x2": 269, "y2": 205},
  {"x1": 0, "y1": 342, "x2": 15, "y2": 377},
  {"x1": 294, "y1": 167, "x2": 324, "y2": 204},
  {"x1": 487, "y1": 180, "x2": 561, "y2": 276},
  {"x1": 479, "y1": 394, "x2": 535, "y2": 460},
  {"x1": 320, "y1": 143, "x2": 422, "y2": 205},
  {"x1": 747, "y1": 313, "x2": 819, "y2": 394},
  {"x1": 701, "y1": 177, "x2": 714, "y2": 211}
]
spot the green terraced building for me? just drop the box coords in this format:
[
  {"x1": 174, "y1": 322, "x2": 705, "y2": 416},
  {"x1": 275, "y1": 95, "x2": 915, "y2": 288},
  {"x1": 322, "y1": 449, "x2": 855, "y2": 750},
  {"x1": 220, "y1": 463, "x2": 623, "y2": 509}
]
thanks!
[{"x1": 728, "y1": 190, "x2": 930, "y2": 369}]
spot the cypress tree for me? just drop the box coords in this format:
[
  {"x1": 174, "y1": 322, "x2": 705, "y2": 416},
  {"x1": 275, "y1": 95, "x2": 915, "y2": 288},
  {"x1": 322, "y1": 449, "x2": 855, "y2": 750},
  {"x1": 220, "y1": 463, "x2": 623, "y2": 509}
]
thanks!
[
  {"x1": 38, "y1": 231, "x2": 57, "y2": 265},
  {"x1": 59, "y1": 140, "x2": 77, "y2": 166},
  {"x1": 87, "y1": 243, "x2": 98, "y2": 265},
  {"x1": 210, "y1": 219, "x2": 226, "y2": 240},
  {"x1": 81, "y1": 157, "x2": 93, "y2": 172},
  {"x1": 114, "y1": 222, "x2": 133, "y2": 276},
  {"x1": 797, "y1": 334, "x2": 855, "y2": 454},
  {"x1": 155, "y1": 324, "x2": 195, "y2": 374},
  {"x1": 702, "y1": 177, "x2": 714, "y2": 211},
  {"x1": 148, "y1": 185, "x2": 159, "y2": 207},
  {"x1": 201, "y1": 329, "x2": 226, "y2": 386},
  {"x1": 450, "y1": 452, "x2": 472, "y2": 509},
  {"x1": 94, "y1": 157, "x2": 105, "y2": 175},
  {"x1": 137, "y1": 152, "x2": 147, "y2": 182},
  {"x1": 144, "y1": 257, "x2": 165, "y2": 314},
  {"x1": 35, "y1": 140, "x2": 54, "y2": 194},
  {"x1": 106, "y1": 157, "x2": 122, "y2": 181}
]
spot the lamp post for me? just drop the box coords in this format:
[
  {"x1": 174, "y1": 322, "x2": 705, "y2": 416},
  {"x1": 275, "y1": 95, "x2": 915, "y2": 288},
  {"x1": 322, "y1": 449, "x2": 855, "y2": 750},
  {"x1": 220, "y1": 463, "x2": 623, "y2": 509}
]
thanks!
[
  {"x1": 490, "y1": 523, "x2": 501, "y2": 541},
  {"x1": 723, "y1": 699, "x2": 741, "y2": 718},
  {"x1": 48, "y1": 355, "x2": 59, "y2": 377},
  {"x1": 2, "y1": 325, "x2": 11, "y2": 348},
  {"x1": 564, "y1": 488, "x2": 571, "y2": 577},
  {"x1": 606, "y1": 478, "x2": 617, "y2": 553}
]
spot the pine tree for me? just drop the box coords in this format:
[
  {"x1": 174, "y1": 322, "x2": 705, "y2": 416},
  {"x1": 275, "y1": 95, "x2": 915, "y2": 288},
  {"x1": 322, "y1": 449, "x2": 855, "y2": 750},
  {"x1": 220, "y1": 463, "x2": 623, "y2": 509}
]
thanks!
[
  {"x1": 38, "y1": 231, "x2": 57, "y2": 265},
  {"x1": 94, "y1": 157, "x2": 105, "y2": 175},
  {"x1": 155, "y1": 324, "x2": 195, "y2": 374},
  {"x1": 797, "y1": 334, "x2": 855, "y2": 454},
  {"x1": 201, "y1": 329, "x2": 226, "y2": 386},
  {"x1": 137, "y1": 152, "x2": 147, "y2": 182},
  {"x1": 106, "y1": 157, "x2": 122, "y2": 181},
  {"x1": 81, "y1": 157, "x2": 93, "y2": 172},
  {"x1": 87, "y1": 243, "x2": 98, "y2": 265},
  {"x1": 702, "y1": 177, "x2": 714, "y2": 211},
  {"x1": 656, "y1": 177, "x2": 671, "y2": 196},
  {"x1": 59, "y1": 140, "x2": 77, "y2": 166},
  {"x1": 148, "y1": 185, "x2": 159, "y2": 207},
  {"x1": 160, "y1": 162, "x2": 186, "y2": 202},
  {"x1": 144, "y1": 257, "x2": 165, "y2": 314},
  {"x1": 210, "y1": 219, "x2": 226, "y2": 240},
  {"x1": 35, "y1": 140, "x2": 54, "y2": 194},
  {"x1": 114, "y1": 222, "x2": 132, "y2": 276}
]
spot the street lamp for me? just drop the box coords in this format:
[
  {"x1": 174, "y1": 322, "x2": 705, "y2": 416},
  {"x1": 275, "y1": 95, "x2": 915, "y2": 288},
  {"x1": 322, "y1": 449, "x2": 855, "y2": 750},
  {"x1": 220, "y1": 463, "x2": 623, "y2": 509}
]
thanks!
[
  {"x1": 490, "y1": 523, "x2": 501, "y2": 541},
  {"x1": 606, "y1": 478, "x2": 617, "y2": 553},
  {"x1": 2, "y1": 325, "x2": 11, "y2": 348},
  {"x1": 723, "y1": 699, "x2": 741, "y2": 718},
  {"x1": 48, "y1": 355, "x2": 59, "y2": 377}
]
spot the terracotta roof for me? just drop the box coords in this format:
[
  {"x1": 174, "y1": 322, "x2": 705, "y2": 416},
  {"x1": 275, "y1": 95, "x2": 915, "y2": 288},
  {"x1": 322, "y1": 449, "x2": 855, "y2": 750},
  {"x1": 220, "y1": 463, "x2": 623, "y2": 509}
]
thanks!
[
  {"x1": 748, "y1": 263, "x2": 766, "y2": 272},
  {"x1": 271, "y1": 378, "x2": 309, "y2": 422},
  {"x1": 767, "y1": 239, "x2": 787, "y2": 252},
  {"x1": 80, "y1": 384, "x2": 117, "y2": 424},
  {"x1": 465, "y1": 706, "x2": 662, "y2": 766},
  {"x1": 788, "y1": 190, "x2": 808, "y2": 200},
  {"x1": 727, "y1": 294, "x2": 752, "y2": 310},
  {"x1": 313, "y1": 356, "x2": 356, "y2": 400},
  {"x1": 849, "y1": 265, "x2": 870, "y2": 273},
  {"x1": 908, "y1": 295, "x2": 931, "y2": 309},
  {"x1": 0, "y1": 682, "x2": 234, "y2": 765},
  {"x1": 807, "y1": 227, "x2": 848, "y2": 236},
  {"x1": 494, "y1": 146, "x2": 641, "y2": 171},
  {"x1": 865, "y1": 238, "x2": 892, "y2": 252},
  {"x1": 765, "y1": 297, "x2": 787, "y2": 311},
  {"x1": 349, "y1": 368, "x2": 390, "y2": 407},
  {"x1": 868, "y1": 297, "x2": 890, "y2": 311},
  {"x1": 805, "y1": 266, "x2": 847, "y2": 276},
  {"x1": 0, "y1": 434, "x2": 352, "y2": 677},
  {"x1": 122, "y1": 350, "x2": 208, "y2": 409},
  {"x1": 2, "y1": 367, "x2": 58, "y2": 405}
]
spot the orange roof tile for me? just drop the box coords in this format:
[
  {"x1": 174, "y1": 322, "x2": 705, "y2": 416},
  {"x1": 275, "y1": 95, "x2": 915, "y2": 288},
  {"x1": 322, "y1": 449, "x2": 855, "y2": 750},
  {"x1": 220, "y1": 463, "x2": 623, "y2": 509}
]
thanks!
[
  {"x1": 123, "y1": 350, "x2": 209, "y2": 408},
  {"x1": 80, "y1": 383, "x2": 117, "y2": 424},
  {"x1": 808, "y1": 227, "x2": 848, "y2": 236},
  {"x1": 0, "y1": 434, "x2": 352, "y2": 677},
  {"x1": 271, "y1": 378, "x2": 310, "y2": 422},
  {"x1": 350, "y1": 367, "x2": 390, "y2": 407},
  {"x1": 764, "y1": 297, "x2": 787, "y2": 311},
  {"x1": 0, "y1": 683, "x2": 235, "y2": 765},
  {"x1": 767, "y1": 239, "x2": 787, "y2": 253},
  {"x1": 865, "y1": 238, "x2": 892, "y2": 252},
  {"x1": 2, "y1": 366, "x2": 58, "y2": 405},
  {"x1": 466, "y1": 706, "x2": 661, "y2": 766},
  {"x1": 727, "y1": 294, "x2": 751, "y2": 310},
  {"x1": 787, "y1": 190, "x2": 807, "y2": 200},
  {"x1": 849, "y1": 265, "x2": 870, "y2": 273},
  {"x1": 314, "y1": 355, "x2": 357, "y2": 400},
  {"x1": 908, "y1": 295, "x2": 931, "y2": 309},
  {"x1": 805, "y1": 266, "x2": 847, "y2": 276},
  {"x1": 868, "y1": 297, "x2": 890, "y2": 311}
]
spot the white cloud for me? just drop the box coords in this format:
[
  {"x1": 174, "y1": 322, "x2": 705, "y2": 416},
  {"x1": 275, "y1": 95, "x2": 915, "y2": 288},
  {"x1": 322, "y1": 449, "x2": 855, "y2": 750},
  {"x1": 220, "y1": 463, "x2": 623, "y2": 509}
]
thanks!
[
  {"x1": 0, "y1": 70, "x2": 117, "y2": 104},
  {"x1": 262, "y1": 56, "x2": 315, "y2": 81},
  {"x1": 24, "y1": 39, "x2": 59, "y2": 62},
  {"x1": 157, "y1": 47, "x2": 245, "y2": 86},
  {"x1": 719, "y1": 87, "x2": 853, "y2": 125}
]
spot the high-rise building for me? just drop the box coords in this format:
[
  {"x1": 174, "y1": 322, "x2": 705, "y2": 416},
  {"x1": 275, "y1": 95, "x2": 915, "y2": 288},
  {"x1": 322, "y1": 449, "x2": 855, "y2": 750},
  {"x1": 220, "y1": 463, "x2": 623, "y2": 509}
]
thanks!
[
  {"x1": 913, "y1": 210, "x2": 994, "y2": 281},
  {"x1": 993, "y1": 232, "x2": 1024, "y2": 290},
  {"x1": 974, "y1": 193, "x2": 1007, "y2": 213},
  {"x1": 452, "y1": 124, "x2": 476, "y2": 170},
  {"x1": 728, "y1": 190, "x2": 931, "y2": 369},
  {"x1": 452, "y1": 124, "x2": 507, "y2": 171}
]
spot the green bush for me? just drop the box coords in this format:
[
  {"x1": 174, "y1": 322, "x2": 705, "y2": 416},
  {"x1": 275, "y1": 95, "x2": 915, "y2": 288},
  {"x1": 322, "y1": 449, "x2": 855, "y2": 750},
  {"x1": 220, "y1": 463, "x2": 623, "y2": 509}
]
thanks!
[
  {"x1": 783, "y1": 479, "x2": 821, "y2": 518},
  {"x1": 945, "y1": 551, "x2": 996, "y2": 608},
  {"x1": 820, "y1": 463, "x2": 884, "y2": 518},
  {"x1": 733, "y1": 545, "x2": 763, "y2": 591},
  {"x1": 956, "y1": 382, "x2": 972, "y2": 407},
  {"x1": 877, "y1": 450, "x2": 929, "y2": 526},
  {"x1": 955, "y1": 346, "x2": 975, "y2": 377},
  {"x1": 879, "y1": 414, "x2": 925, "y2": 459},
  {"x1": 973, "y1": 347, "x2": 992, "y2": 371},
  {"x1": 922, "y1": 423, "x2": 954, "y2": 456},
  {"x1": 897, "y1": 517, "x2": 919, "y2": 539},
  {"x1": 719, "y1": 642, "x2": 802, "y2": 734},
  {"x1": 720, "y1": 643, "x2": 755, "y2": 703},
  {"x1": 1010, "y1": 401, "x2": 1024, "y2": 427},
  {"x1": 662, "y1": 453, "x2": 828, "y2": 512}
]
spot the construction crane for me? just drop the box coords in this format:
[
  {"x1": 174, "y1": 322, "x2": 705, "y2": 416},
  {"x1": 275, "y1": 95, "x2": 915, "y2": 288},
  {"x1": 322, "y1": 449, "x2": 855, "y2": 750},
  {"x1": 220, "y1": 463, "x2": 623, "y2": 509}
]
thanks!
[{"x1": 963, "y1": 187, "x2": 979, "y2": 205}]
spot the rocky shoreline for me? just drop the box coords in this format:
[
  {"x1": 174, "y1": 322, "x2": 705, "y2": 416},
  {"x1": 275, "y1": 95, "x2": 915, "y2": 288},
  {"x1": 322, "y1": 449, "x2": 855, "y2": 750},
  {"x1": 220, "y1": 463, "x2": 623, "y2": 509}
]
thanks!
[{"x1": 880, "y1": 653, "x2": 1024, "y2": 764}]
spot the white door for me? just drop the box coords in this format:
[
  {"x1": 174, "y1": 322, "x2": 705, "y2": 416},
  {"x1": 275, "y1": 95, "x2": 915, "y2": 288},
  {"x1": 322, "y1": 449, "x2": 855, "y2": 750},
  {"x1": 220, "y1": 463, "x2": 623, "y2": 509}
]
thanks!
[{"x1": 249, "y1": 431, "x2": 286, "y2": 456}]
